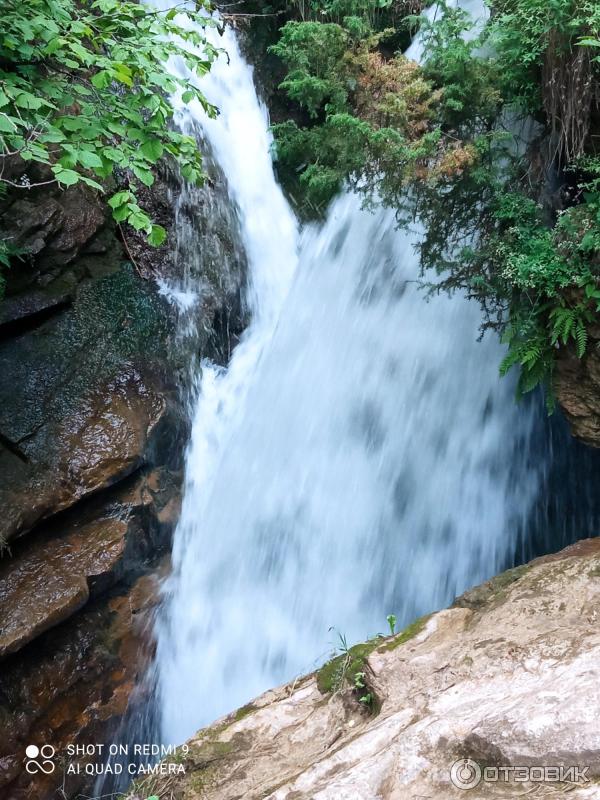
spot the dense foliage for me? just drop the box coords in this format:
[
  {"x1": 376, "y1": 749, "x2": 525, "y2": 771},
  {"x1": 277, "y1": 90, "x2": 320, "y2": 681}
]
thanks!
[
  {"x1": 269, "y1": 0, "x2": 432, "y2": 210},
  {"x1": 267, "y1": 0, "x2": 600, "y2": 404},
  {"x1": 0, "y1": 0, "x2": 217, "y2": 262}
]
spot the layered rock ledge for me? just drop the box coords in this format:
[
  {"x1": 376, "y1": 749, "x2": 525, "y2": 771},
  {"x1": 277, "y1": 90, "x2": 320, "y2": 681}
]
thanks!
[{"x1": 128, "y1": 539, "x2": 600, "y2": 800}]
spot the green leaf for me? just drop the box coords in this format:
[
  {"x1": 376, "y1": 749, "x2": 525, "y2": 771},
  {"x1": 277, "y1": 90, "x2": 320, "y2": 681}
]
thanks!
[
  {"x1": 0, "y1": 115, "x2": 18, "y2": 133},
  {"x1": 132, "y1": 164, "x2": 154, "y2": 187},
  {"x1": 579, "y1": 37, "x2": 600, "y2": 47},
  {"x1": 77, "y1": 150, "x2": 104, "y2": 169},
  {"x1": 148, "y1": 224, "x2": 167, "y2": 247},
  {"x1": 575, "y1": 320, "x2": 588, "y2": 358},
  {"x1": 113, "y1": 64, "x2": 134, "y2": 87},
  {"x1": 584, "y1": 283, "x2": 600, "y2": 300},
  {"x1": 128, "y1": 210, "x2": 151, "y2": 231},
  {"x1": 39, "y1": 127, "x2": 65, "y2": 144},
  {"x1": 108, "y1": 190, "x2": 132, "y2": 209},
  {"x1": 140, "y1": 139, "x2": 164, "y2": 162},
  {"x1": 112, "y1": 204, "x2": 130, "y2": 222},
  {"x1": 72, "y1": 85, "x2": 93, "y2": 97},
  {"x1": 14, "y1": 92, "x2": 43, "y2": 110},
  {"x1": 58, "y1": 116, "x2": 86, "y2": 132},
  {"x1": 91, "y1": 70, "x2": 111, "y2": 89},
  {"x1": 52, "y1": 167, "x2": 81, "y2": 186},
  {"x1": 0, "y1": 0, "x2": 216, "y2": 244},
  {"x1": 80, "y1": 174, "x2": 104, "y2": 190},
  {"x1": 59, "y1": 152, "x2": 77, "y2": 169}
]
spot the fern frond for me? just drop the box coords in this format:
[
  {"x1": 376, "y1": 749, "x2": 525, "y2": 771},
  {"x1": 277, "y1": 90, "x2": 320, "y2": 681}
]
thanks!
[
  {"x1": 575, "y1": 320, "x2": 588, "y2": 358},
  {"x1": 520, "y1": 344, "x2": 542, "y2": 365},
  {"x1": 519, "y1": 364, "x2": 544, "y2": 394}
]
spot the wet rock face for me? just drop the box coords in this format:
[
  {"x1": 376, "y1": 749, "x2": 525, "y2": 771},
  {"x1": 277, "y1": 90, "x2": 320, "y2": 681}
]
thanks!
[
  {"x1": 0, "y1": 565, "x2": 163, "y2": 800},
  {"x1": 0, "y1": 365, "x2": 175, "y2": 544},
  {"x1": 135, "y1": 540, "x2": 600, "y2": 800},
  {"x1": 0, "y1": 161, "x2": 109, "y2": 295},
  {"x1": 0, "y1": 468, "x2": 178, "y2": 660},
  {"x1": 556, "y1": 325, "x2": 600, "y2": 448},
  {"x1": 4, "y1": 188, "x2": 105, "y2": 268},
  {"x1": 0, "y1": 158, "x2": 247, "y2": 798}
]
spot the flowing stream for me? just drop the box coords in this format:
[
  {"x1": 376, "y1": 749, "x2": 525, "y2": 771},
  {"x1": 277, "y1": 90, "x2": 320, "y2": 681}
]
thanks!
[{"x1": 152, "y1": 2, "x2": 600, "y2": 748}]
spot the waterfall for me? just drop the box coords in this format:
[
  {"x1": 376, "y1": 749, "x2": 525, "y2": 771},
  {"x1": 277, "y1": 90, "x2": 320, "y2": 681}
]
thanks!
[
  {"x1": 155, "y1": 20, "x2": 300, "y2": 743},
  {"x1": 153, "y1": 2, "x2": 600, "y2": 748}
]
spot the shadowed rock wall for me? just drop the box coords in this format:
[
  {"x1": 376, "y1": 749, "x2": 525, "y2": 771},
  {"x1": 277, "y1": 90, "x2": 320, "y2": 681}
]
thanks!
[{"x1": 0, "y1": 157, "x2": 247, "y2": 799}]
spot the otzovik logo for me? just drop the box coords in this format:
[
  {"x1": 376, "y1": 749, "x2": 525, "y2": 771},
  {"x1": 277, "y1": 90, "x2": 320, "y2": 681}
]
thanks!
[
  {"x1": 451, "y1": 758, "x2": 482, "y2": 789},
  {"x1": 25, "y1": 745, "x2": 56, "y2": 775},
  {"x1": 450, "y1": 758, "x2": 590, "y2": 789}
]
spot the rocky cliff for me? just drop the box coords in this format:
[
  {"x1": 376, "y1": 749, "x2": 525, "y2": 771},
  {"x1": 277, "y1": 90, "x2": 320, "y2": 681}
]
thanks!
[
  {"x1": 0, "y1": 155, "x2": 247, "y2": 800},
  {"x1": 556, "y1": 324, "x2": 600, "y2": 449},
  {"x1": 127, "y1": 539, "x2": 600, "y2": 800}
]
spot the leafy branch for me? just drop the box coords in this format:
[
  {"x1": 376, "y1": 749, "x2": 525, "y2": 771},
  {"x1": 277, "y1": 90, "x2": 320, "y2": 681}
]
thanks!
[{"x1": 0, "y1": 0, "x2": 221, "y2": 246}]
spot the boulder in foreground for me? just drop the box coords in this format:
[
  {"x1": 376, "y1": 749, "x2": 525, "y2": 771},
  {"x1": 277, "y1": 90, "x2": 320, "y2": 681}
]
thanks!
[{"x1": 128, "y1": 539, "x2": 600, "y2": 800}]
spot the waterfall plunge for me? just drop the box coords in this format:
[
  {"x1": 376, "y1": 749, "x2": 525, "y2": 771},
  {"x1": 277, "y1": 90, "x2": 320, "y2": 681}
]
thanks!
[{"x1": 155, "y1": 2, "x2": 595, "y2": 745}]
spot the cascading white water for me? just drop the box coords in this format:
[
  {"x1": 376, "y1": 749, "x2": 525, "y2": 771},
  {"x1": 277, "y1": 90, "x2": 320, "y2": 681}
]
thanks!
[
  {"x1": 157, "y1": 1, "x2": 543, "y2": 744},
  {"x1": 406, "y1": 0, "x2": 488, "y2": 61}
]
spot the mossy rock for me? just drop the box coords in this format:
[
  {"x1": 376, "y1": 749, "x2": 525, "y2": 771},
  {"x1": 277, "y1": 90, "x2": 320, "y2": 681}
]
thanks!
[
  {"x1": 316, "y1": 615, "x2": 435, "y2": 713},
  {"x1": 377, "y1": 614, "x2": 431, "y2": 653},
  {"x1": 453, "y1": 564, "x2": 531, "y2": 612},
  {"x1": 234, "y1": 702, "x2": 258, "y2": 722},
  {"x1": 316, "y1": 640, "x2": 380, "y2": 695},
  {"x1": 0, "y1": 261, "x2": 171, "y2": 443}
]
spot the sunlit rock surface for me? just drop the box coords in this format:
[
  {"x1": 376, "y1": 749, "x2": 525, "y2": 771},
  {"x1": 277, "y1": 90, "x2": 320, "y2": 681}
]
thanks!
[{"x1": 132, "y1": 540, "x2": 600, "y2": 800}]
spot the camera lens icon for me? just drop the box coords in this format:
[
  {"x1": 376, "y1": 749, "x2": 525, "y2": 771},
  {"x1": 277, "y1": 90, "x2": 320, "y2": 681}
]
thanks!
[
  {"x1": 450, "y1": 758, "x2": 482, "y2": 790},
  {"x1": 25, "y1": 744, "x2": 56, "y2": 774}
]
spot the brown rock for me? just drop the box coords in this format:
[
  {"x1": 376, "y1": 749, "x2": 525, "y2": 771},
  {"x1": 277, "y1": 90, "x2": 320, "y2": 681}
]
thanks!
[
  {"x1": 45, "y1": 186, "x2": 105, "y2": 264},
  {"x1": 62, "y1": 372, "x2": 166, "y2": 497},
  {"x1": 4, "y1": 197, "x2": 64, "y2": 255},
  {"x1": 0, "y1": 147, "x2": 249, "y2": 800},
  {"x1": 0, "y1": 464, "x2": 179, "y2": 659},
  {"x1": 556, "y1": 327, "x2": 600, "y2": 447},
  {"x1": 0, "y1": 183, "x2": 105, "y2": 269},
  {"x1": 0, "y1": 517, "x2": 128, "y2": 658},
  {"x1": 0, "y1": 567, "x2": 163, "y2": 800},
  {"x1": 0, "y1": 368, "x2": 169, "y2": 543}
]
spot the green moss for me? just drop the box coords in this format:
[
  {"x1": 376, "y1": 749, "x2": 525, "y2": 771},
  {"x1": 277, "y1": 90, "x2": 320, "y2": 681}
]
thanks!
[
  {"x1": 377, "y1": 614, "x2": 432, "y2": 653},
  {"x1": 454, "y1": 564, "x2": 531, "y2": 611},
  {"x1": 234, "y1": 702, "x2": 258, "y2": 722},
  {"x1": 492, "y1": 564, "x2": 531, "y2": 589},
  {"x1": 317, "y1": 640, "x2": 380, "y2": 695},
  {"x1": 196, "y1": 739, "x2": 235, "y2": 760},
  {"x1": 189, "y1": 765, "x2": 218, "y2": 795},
  {"x1": 317, "y1": 614, "x2": 434, "y2": 700}
]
